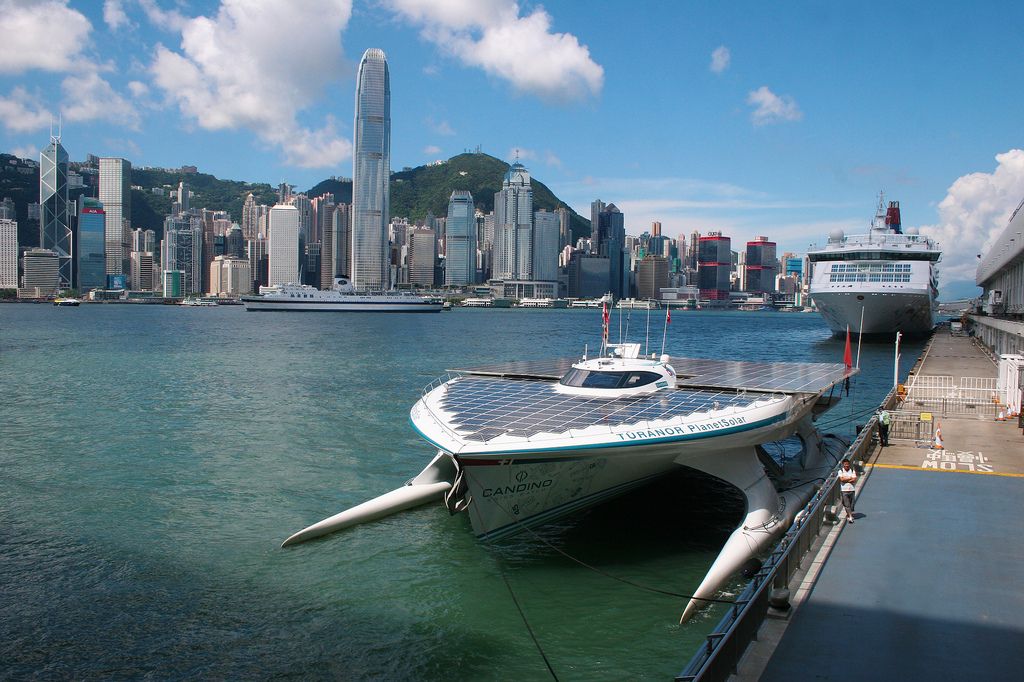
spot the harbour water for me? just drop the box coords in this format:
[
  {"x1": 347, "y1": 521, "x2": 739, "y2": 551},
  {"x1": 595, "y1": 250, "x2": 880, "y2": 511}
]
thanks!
[{"x1": 0, "y1": 306, "x2": 923, "y2": 679}]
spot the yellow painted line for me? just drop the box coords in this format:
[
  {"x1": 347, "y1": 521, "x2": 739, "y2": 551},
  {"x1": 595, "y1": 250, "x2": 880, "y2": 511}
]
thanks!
[{"x1": 869, "y1": 463, "x2": 1024, "y2": 478}]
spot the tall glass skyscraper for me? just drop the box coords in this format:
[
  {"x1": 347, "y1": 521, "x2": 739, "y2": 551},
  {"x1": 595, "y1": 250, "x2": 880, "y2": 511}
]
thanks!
[
  {"x1": 99, "y1": 157, "x2": 131, "y2": 275},
  {"x1": 493, "y1": 162, "x2": 533, "y2": 280},
  {"x1": 162, "y1": 214, "x2": 203, "y2": 294},
  {"x1": 444, "y1": 190, "x2": 476, "y2": 286},
  {"x1": 40, "y1": 134, "x2": 72, "y2": 287},
  {"x1": 76, "y1": 196, "x2": 106, "y2": 291},
  {"x1": 351, "y1": 48, "x2": 391, "y2": 290}
]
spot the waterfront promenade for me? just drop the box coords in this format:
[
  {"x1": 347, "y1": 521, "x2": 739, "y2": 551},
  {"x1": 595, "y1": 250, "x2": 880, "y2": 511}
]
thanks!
[{"x1": 742, "y1": 331, "x2": 1024, "y2": 681}]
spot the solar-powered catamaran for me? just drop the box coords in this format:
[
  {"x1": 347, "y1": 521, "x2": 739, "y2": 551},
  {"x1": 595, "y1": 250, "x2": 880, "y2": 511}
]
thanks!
[{"x1": 284, "y1": 337, "x2": 854, "y2": 622}]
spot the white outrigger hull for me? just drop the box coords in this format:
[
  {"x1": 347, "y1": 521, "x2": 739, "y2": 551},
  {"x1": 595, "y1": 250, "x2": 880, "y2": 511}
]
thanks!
[{"x1": 810, "y1": 288, "x2": 935, "y2": 337}]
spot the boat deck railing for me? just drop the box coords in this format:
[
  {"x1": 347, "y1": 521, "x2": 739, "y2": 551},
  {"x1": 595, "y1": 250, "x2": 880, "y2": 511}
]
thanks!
[{"x1": 676, "y1": 385, "x2": 897, "y2": 682}]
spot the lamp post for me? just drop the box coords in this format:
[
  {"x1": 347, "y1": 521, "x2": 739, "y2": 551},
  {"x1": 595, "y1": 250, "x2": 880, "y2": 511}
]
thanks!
[{"x1": 894, "y1": 331, "x2": 903, "y2": 388}]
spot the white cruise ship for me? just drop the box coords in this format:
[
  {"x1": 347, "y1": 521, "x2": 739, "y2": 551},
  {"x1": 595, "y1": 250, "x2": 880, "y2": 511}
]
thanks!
[
  {"x1": 242, "y1": 278, "x2": 443, "y2": 312},
  {"x1": 809, "y1": 195, "x2": 940, "y2": 337}
]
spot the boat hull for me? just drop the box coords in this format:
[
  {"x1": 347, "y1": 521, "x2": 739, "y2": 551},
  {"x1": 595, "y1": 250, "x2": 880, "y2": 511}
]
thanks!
[
  {"x1": 810, "y1": 288, "x2": 935, "y2": 337},
  {"x1": 451, "y1": 416, "x2": 798, "y2": 541}
]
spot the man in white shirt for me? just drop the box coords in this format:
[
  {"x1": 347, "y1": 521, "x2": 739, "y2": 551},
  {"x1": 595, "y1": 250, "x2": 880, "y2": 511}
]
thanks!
[{"x1": 838, "y1": 459, "x2": 858, "y2": 524}]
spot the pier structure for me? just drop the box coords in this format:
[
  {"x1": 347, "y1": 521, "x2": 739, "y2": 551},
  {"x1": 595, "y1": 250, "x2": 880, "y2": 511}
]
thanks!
[{"x1": 681, "y1": 329, "x2": 1024, "y2": 681}]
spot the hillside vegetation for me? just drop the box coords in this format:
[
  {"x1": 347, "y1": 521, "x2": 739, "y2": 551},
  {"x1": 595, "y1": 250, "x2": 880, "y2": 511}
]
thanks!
[{"x1": 1, "y1": 151, "x2": 590, "y2": 245}]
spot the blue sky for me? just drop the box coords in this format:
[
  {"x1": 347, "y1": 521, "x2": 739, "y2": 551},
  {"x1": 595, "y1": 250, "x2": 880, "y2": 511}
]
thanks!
[{"x1": 2, "y1": 0, "x2": 1023, "y2": 296}]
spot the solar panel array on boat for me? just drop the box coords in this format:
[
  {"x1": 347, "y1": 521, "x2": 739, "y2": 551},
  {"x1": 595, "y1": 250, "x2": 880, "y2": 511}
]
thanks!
[
  {"x1": 436, "y1": 376, "x2": 768, "y2": 442},
  {"x1": 451, "y1": 357, "x2": 852, "y2": 395}
]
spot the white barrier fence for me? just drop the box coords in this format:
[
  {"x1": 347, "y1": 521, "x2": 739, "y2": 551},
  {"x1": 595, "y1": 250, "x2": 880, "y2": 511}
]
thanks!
[{"x1": 903, "y1": 374, "x2": 1002, "y2": 419}]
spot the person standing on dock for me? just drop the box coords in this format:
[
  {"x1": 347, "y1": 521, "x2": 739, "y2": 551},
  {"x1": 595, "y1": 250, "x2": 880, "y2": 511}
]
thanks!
[
  {"x1": 839, "y1": 459, "x2": 858, "y2": 523},
  {"x1": 878, "y1": 409, "x2": 891, "y2": 447}
]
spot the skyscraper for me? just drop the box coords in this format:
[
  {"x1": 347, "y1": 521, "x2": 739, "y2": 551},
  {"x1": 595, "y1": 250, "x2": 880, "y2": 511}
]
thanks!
[
  {"x1": 407, "y1": 227, "x2": 436, "y2": 287},
  {"x1": 99, "y1": 157, "x2": 131, "y2": 275},
  {"x1": 76, "y1": 197, "x2": 105, "y2": 291},
  {"x1": 744, "y1": 236, "x2": 777, "y2": 294},
  {"x1": 598, "y1": 203, "x2": 627, "y2": 299},
  {"x1": 174, "y1": 181, "x2": 190, "y2": 215},
  {"x1": 444, "y1": 190, "x2": 476, "y2": 286},
  {"x1": 351, "y1": 48, "x2": 391, "y2": 290},
  {"x1": 493, "y1": 162, "x2": 533, "y2": 280},
  {"x1": 332, "y1": 203, "x2": 351, "y2": 278},
  {"x1": 637, "y1": 255, "x2": 669, "y2": 300},
  {"x1": 532, "y1": 209, "x2": 559, "y2": 282},
  {"x1": 0, "y1": 217, "x2": 16, "y2": 288},
  {"x1": 268, "y1": 204, "x2": 300, "y2": 285},
  {"x1": 241, "y1": 193, "x2": 259, "y2": 240},
  {"x1": 40, "y1": 132, "x2": 72, "y2": 287},
  {"x1": 698, "y1": 232, "x2": 731, "y2": 302},
  {"x1": 590, "y1": 199, "x2": 605, "y2": 252},
  {"x1": 162, "y1": 214, "x2": 203, "y2": 294},
  {"x1": 556, "y1": 207, "x2": 572, "y2": 250}
]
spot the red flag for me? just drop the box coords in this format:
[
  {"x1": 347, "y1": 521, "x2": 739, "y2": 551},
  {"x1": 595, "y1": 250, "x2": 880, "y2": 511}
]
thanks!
[
  {"x1": 602, "y1": 302, "x2": 609, "y2": 342},
  {"x1": 667, "y1": 308, "x2": 671, "y2": 324},
  {"x1": 843, "y1": 326, "x2": 852, "y2": 370}
]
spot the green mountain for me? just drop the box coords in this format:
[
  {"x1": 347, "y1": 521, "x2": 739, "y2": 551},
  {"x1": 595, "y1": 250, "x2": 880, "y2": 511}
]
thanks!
[
  {"x1": 1, "y1": 151, "x2": 590, "y2": 246},
  {"x1": 130, "y1": 167, "x2": 278, "y2": 236},
  {"x1": 307, "y1": 152, "x2": 590, "y2": 242}
]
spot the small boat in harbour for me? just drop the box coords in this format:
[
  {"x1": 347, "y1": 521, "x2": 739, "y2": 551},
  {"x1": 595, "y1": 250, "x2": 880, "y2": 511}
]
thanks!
[{"x1": 53, "y1": 297, "x2": 81, "y2": 306}]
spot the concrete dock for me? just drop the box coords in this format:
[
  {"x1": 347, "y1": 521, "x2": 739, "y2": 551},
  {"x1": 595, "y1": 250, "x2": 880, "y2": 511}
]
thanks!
[{"x1": 738, "y1": 331, "x2": 1024, "y2": 681}]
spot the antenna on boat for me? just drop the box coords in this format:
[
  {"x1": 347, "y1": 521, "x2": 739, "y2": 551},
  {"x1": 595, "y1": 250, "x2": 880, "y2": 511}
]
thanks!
[
  {"x1": 660, "y1": 304, "x2": 671, "y2": 357},
  {"x1": 600, "y1": 300, "x2": 610, "y2": 356},
  {"x1": 618, "y1": 296, "x2": 623, "y2": 344},
  {"x1": 645, "y1": 304, "x2": 651, "y2": 356}
]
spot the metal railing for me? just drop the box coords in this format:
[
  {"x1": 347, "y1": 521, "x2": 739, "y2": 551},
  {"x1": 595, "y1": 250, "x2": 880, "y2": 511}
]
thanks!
[
  {"x1": 902, "y1": 374, "x2": 1002, "y2": 419},
  {"x1": 888, "y1": 410, "x2": 935, "y2": 443},
  {"x1": 677, "y1": 387, "x2": 896, "y2": 682}
]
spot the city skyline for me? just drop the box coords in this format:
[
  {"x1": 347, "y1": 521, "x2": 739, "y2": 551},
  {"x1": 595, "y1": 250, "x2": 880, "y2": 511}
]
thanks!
[{"x1": 1, "y1": 2, "x2": 1024, "y2": 295}]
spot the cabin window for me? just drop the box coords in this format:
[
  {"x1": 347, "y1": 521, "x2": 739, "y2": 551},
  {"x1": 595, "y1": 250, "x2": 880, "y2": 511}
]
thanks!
[{"x1": 560, "y1": 369, "x2": 663, "y2": 389}]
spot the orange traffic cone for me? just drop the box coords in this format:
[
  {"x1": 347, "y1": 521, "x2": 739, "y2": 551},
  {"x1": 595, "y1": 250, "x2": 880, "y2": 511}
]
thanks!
[
  {"x1": 997, "y1": 409, "x2": 1007, "y2": 421},
  {"x1": 934, "y1": 422, "x2": 944, "y2": 450}
]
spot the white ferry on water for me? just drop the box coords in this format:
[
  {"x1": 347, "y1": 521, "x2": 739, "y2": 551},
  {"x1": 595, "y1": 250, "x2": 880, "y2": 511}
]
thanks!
[
  {"x1": 809, "y1": 194, "x2": 940, "y2": 337},
  {"x1": 242, "y1": 278, "x2": 442, "y2": 313}
]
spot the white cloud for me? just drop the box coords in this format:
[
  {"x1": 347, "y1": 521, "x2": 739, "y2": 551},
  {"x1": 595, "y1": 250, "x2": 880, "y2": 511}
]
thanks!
[
  {"x1": 11, "y1": 145, "x2": 40, "y2": 160},
  {"x1": 149, "y1": 0, "x2": 354, "y2": 168},
  {"x1": 384, "y1": 0, "x2": 603, "y2": 101},
  {"x1": 0, "y1": 87, "x2": 52, "y2": 133},
  {"x1": 508, "y1": 146, "x2": 536, "y2": 162},
  {"x1": 918, "y1": 149, "x2": 1024, "y2": 281},
  {"x1": 747, "y1": 86, "x2": 802, "y2": 125},
  {"x1": 423, "y1": 145, "x2": 442, "y2": 155},
  {"x1": 137, "y1": 0, "x2": 188, "y2": 32},
  {"x1": 127, "y1": 80, "x2": 149, "y2": 97},
  {"x1": 61, "y1": 71, "x2": 140, "y2": 129},
  {"x1": 426, "y1": 117, "x2": 455, "y2": 135},
  {"x1": 103, "y1": 0, "x2": 130, "y2": 30},
  {"x1": 0, "y1": 0, "x2": 92, "y2": 74},
  {"x1": 710, "y1": 46, "x2": 730, "y2": 74},
  {"x1": 544, "y1": 150, "x2": 563, "y2": 168}
]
